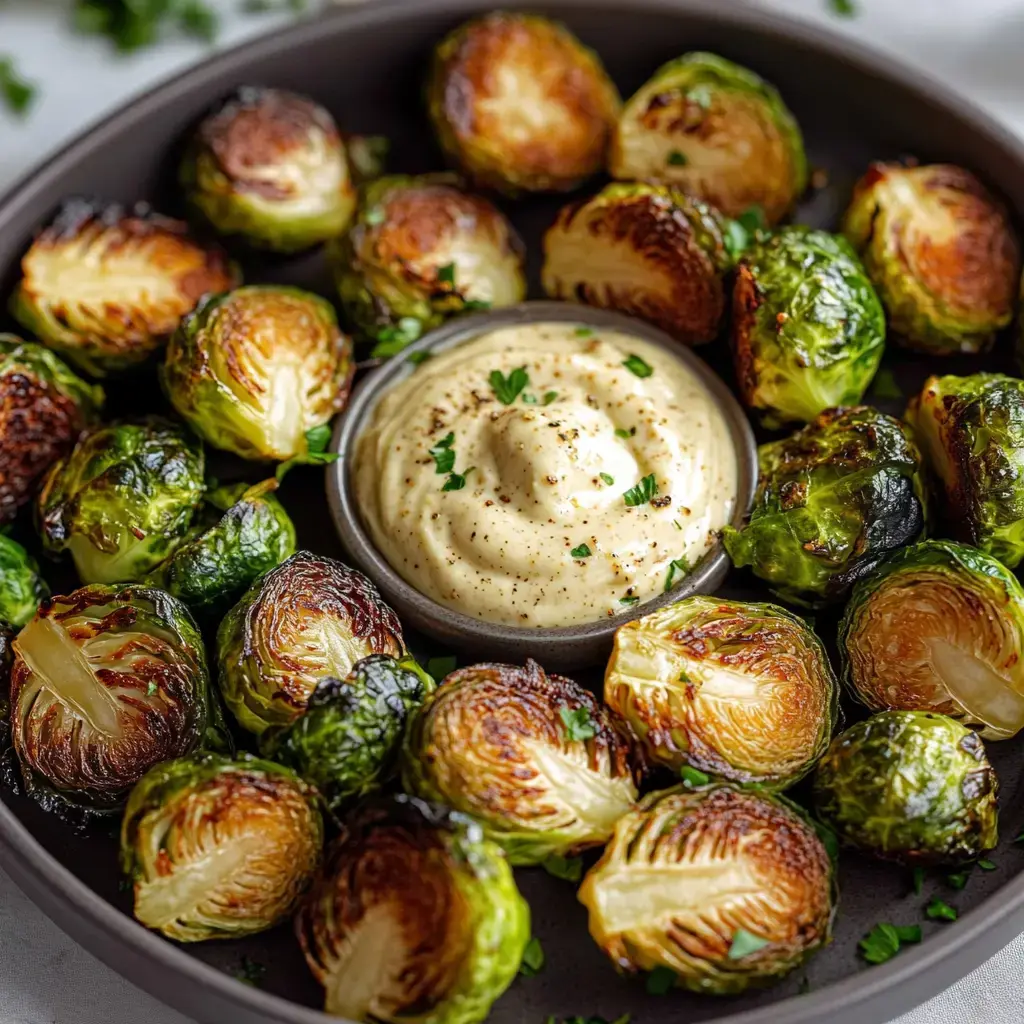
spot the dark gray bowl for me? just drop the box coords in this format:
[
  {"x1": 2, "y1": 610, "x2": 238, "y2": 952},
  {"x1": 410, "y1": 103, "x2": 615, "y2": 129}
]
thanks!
[
  {"x1": 327, "y1": 301, "x2": 757, "y2": 669},
  {"x1": 3, "y1": 3, "x2": 1024, "y2": 1024}
]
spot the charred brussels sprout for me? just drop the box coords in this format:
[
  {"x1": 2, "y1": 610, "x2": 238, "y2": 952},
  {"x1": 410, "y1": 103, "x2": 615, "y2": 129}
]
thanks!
[
  {"x1": 149, "y1": 479, "x2": 295, "y2": 618},
  {"x1": 181, "y1": 87, "x2": 356, "y2": 253},
  {"x1": 10, "y1": 584, "x2": 225, "y2": 816},
  {"x1": 542, "y1": 182, "x2": 731, "y2": 346},
  {"x1": 731, "y1": 227, "x2": 886, "y2": 428},
  {"x1": 296, "y1": 795, "x2": 529, "y2": 1022},
  {"x1": 907, "y1": 373, "x2": 1024, "y2": 568},
  {"x1": 611, "y1": 52, "x2": 807, "y2": 224},
  {"x1": 0, "y1": 535, "x2": 48, "y2": 629},
  {"x1": 265, "y1": 655, "x2": 429, "y2": 819},
  {"x1": 606, "y1": 597, "x2": 837, "y2": 789},
  {"x1": 0, "y1": 335, "x2": 103, "y2": 524},
  {"x1": 218, "y1": 551, "x2": 405, "y2": 737},
  {"x1": 579, "y1": 784, "x2": 834, "y2": 994},
  {"x1": 36, "y1": 418, "x2": 205, "y2": 585},
  {"x1": 402, "y1": 659, "x2": 638, "y2": 865},
  {"x1": 813, "y1": 710, "x2": 998, "y2": 864},
  {"x1": 329, "y1": 175, "x2": 525, "y2": 355},
  {"x1": 121, "y1": 753, "x2": 322, "y2": 941},
  {"x1": 162, "y1": 285, "x2": 352, "y2": 462},
  {"x1": 427, "y1": 13, "x2": 620, "y2": 194},
  {"x1": 724, "y1": 407, "x2": 927, "y2": 606},
  {"x1": 9, "y1": 199, "x2": 238, "y2": 377},
  {"x1": 840, "y1": 540, "x2": 1024, "y2": 740},
  {"x1": 843, "y1": 163, "x2": 1020, "y2": 355}
]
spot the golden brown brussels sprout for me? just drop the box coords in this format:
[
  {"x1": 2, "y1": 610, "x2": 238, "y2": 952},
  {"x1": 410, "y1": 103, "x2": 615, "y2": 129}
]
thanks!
[
  {"x1": 217, "y1": 551, "x2": 405, "y2": 737},
  {"x1": 181, "y1": 87, "x2": 356, "y2": 253},
  {"x1": 606, "y1": 597, "x2": 837, "y2": 789},
  {"x1": 843, "y1": 163, "x2": 1020, "y2": 355},
  {"x1": 611, "y1": 53, "x2": 807, "y2": 224},
  {"x1": 9, "y1": 199, "x2": 239, "y2": 377},
  {"x1": 541, "y1": 182, "x2": 732, "y2": 345},
  {"x1": 161, "y1": 285, "x2": 352, "y2": 462},
  {"x1": 402, "y1": 659, "x2": 638, "y2": 865},
  {"x1": 121, "y1": 753, "x2": 322, "y2": 941},
  {"x1": 0, "y1": 334, "x2": 103, "y2": 524},
  {"x1": 330, "y1": 174, "x2": 526, "y2": 355},
  {"x1": 426, "y1": 13, "x2": 620, "y2": 194},
  {"x1": 578, "y1": 784, "x2": 835, "y2": 994},
  {"x1": 10, "y1": 584, "x2": 226, "y2": 818},
  {"x1": 296, "y1": 795, "x2": 529, "y2": 1023}
]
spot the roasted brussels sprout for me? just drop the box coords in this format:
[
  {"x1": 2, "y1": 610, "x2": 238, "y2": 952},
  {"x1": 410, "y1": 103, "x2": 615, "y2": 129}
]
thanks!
[
  {"x1": 578, "y1": 784, "x2": 834, "y2": 994},
  {"x1": 907, "y1": 373, "x2": 1024, "y2": 568},
  {"x1": 121, "y1": 753, "x2": 322, "y2": 941},
  {"x1": 9, "y1": 199, "x2": 238, "y2": 377},
  {"x1": 839, "y1": 540, "x2": 1024, "y2": 740},
  {"x1": 218, "y1": 551, "x2": 405, "y2": 737},
  {"x1": 329, "y1": 175, "x2": 526, "y2": 355},
  {"x1": 181, "y1": 86, "x2": 356, "y2": 253},
  {"x1": 843, "y1": 162, "x2": 1020, "y2": 355},
  {"x1": 427, "y1": 13, "x2": 620, "y2": 194},
  {"x1": 296, "y1": 795, "x2": 529, "y2": 1022},
  {"x1": 265, "y1": 655, "x2": 429, "y2": 820},
  {"x1": 541, "y1": 182, "x2": 731, "y2": 346},
  {"x1": 36, "y1": 418, "x2": 205, "y2": 585},
  {"x1": 149, "y1": 479, "x2": 295, "y2": 618},
  {"x1": 814, "y1": 711, "x2": 997, "y2": 864},
  {"x1": 724, "y1": 407, "x2": 927, "y2": 606},
  {"x1": 610, "y1": 52, "x2": 807, "y2": 224},
  {"x1": 402, "y1": 659, "x2": 638, "y2": 865},
  {"x1": 606, "y1": 597, "x2": 837, "y2": 789},
  {"x1": 731, "y1": 227, "x2": 886, "y2": 428},
  {"x1": 0, "y1": 334, "x2": 103, "y2": 524},
  {"x1": 10, "y1": 584, "x2": 226, "y2": 816},
  {"x1": 162, "y1": 285, "x2": 352, "y2": 462},
  {"x1": 0, "y1": 535, "x2": 48, "y2": 629}
]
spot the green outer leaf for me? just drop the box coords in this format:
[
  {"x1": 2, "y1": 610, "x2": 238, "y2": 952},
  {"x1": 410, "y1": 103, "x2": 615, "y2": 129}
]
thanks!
[{"x1": 0, "y1": 534, "x2": 48, "y2": 628}]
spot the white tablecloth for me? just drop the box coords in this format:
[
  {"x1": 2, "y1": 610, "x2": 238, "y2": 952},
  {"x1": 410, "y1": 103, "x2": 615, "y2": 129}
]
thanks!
[{"x1": 2, "y1": 0, "x2": 1024, "y2": 1021}]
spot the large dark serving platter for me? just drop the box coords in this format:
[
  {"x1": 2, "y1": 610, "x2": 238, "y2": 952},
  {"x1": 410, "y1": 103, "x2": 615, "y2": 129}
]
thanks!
[{"x1": 2, "y1": 2, "x2": 1024, "y2": 1023}]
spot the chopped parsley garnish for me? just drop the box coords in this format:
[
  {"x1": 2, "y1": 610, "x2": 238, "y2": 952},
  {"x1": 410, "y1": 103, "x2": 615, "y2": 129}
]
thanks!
[
  {"x1": 623, "y1": 473, "x2": 659, "y2": 507},
  {"x1": 678, "y1": 668, "x2": 691, "y2": 683},
  {"x1": 370, "y1": 316, "x2": 423, "y2": 358},
  {"x1": 234, "y1": 956, "x2": 266, "y2": 987},
  {"x1": 73, "y1": 0, "x2": 218, "y2": 52},
  {"x1": 673, "y1": 519, "x2": 683, "y2": 531},
  {"x1": 437, "y1": 262, "x2": 456, "y2": 285},
  {"x1": 365, "y1": 206, "x2": 386, "y2": 226},
  {"x1": 727, "y1": 929, "x2": 769, "y2": 959},
  {"x1": 827, "y1": 0, "x2": 858, "y2": 16},
  {"x1": 426, "y1": 655, "x2": 457, "y2": 681},
  {"x1": 0, "y1": 58, "x2": 37, "y2": 117},
  {"x1": 946, "y1": 870, "x2": 970, "y2": 891},
  {"x1": 599, "y1": 472, "x2": 615, "y2": 486},
  {"x1": 687, "y1": 84, "x2": 714, "y2": 110},
  {"x1": 442, "y1": 469, "x2": 472, "y2": 492},
  {"x1": 870, "y1": 368, "x2": 903, "y2": 401},
  {"x1": 622, "y1": 354, "x2": 653, "y2": 378},
  {"x1": 619, "y1": 595, "x2": 640, "y2": 606},
  {"x1": 858, "y1": 923, "x2": 921, "y2": 965},
  {"x1": 489, "y1": 366, "x2": 530, "y2": 405},
  {"x1": 543, "y1": 390, "x2": 559, "y2": 404},
  {"x1": 615, "y1": 427, "x2": 635, "y2": 439},
  {"x1": 519, "y1": 936, "x2": 545, "y2": 976},
  {"x1": 978, "y1": 859, "x2": 997, "y2": 871},
  {"x1": 723, "y1": 205, "x2": 768, "y2": 260},
  {"x1": 680, "y1": 765, "x2": 709, "y2": 788},
  {"x1": 275, "y1": 425, "x2": 340, "y2": 481},
  {"x1": 911, "y1": 866, "x2": 925, "y2": 896},
  {"x1": 570, "y1": 543, "x2": 592, "y2": 559},
  {"x1": 925, "y1": 899, "x2": 957, "y2": 922},
  {"x1": 429, "y1": 433, "x2": 456, "y2": 474},
  {"x1": 667, "y1": 150, "x2": 688, "y2": 166},
  {"x1": 146, "y1": 681, "x2": 158, "y2": 697},
  {"x1": 522, "y1": 390, "x2": 559, "y2": 406},
  {"x1": 663, "y1": 556, "x2": 691, "y2": 592},
  {"x1": 645, "y1": 966, "x2": 676, "y2": 995},
  {"x1": 560, "y1": 705, "x2": 597, "y2": 741},
  {"x1": 542, "y1": 854, "x2": 584, "y2": 883},
  {"x1": 574, "y1": 326, "x2": 594, "y2": 337}
]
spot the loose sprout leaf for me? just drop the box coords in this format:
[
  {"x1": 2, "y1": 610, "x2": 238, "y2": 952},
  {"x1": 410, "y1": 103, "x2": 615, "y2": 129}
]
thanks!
[
  {"x1": 870, "y1": 367, "x2": 903, "y2": 400},
  {"x1": 727, "y1": 929, "x2": 769, "y2": 960},
  {"x1": 622, "y1": 354, "x2": 653, "y2": 378},
  {"x1": 370, "y1": 317, "x2": 423, "y2": 358},
  {"x1": 978, "y1": 859, "x2": 997, "y2": 871},
  {"x1": 0, "y1": 58, "x2": 37, "y2": 117},
  {"x1": 622, "y1": 474, "x2": 659, "y2": 507},
  {"x1": 667, "y1": 150, "x2": 688, "y2": 166},
  {"x1": 542, "y1": 854, "x2": 584, "y2": 883},
  {"x1": 859, "y1": 923, "x2": 921, "y2": 965},
  {"x1": 437, "y1": 262, "x2": 457, "y2": 286},
  {"x1": 570, "y1": 543, "x2": 592, "y2": 559},
  {"x1": 926, "y1": 899, "x2": 958, "y2": 922},
  {"x1": 723, "y1": 204, "x2": 769, "y2": 259},
  {"x1": 645, "y1": 965, "x2": 676, "y2": 995},
  {"x1": 946, "y1": 871, "x2": 970, "y2": 891},
  {"x1": 680, "y1": 765, "x2": 710, "y2": 787},
  {"x1": 559, "y1": 705, "x2": 597, "y2": 741},
  {"x1": 911, "y1": 866, "x2": 925, "y2": 895},
  {"x1": 520, "y1": 936, "x2": 545, "y2": 976},
  {"x1": 305, "y1": 424, "x2": 332, "y2": 455},
  {"x1": 663, "y1": 556, "x2": 691, "y2": 592},
  {"x1": 275, "y1": 426, "x2": 341, "y2": 481},
  {"x1": 490, "y1": 366, "x2": 530, "y2": 405},
  {"x1": 894, "y1": 925, "x2": 922, "y2": 943},
  {"x1": 426, "y1": 655, "x2": 457, "y2": 681},
  {"x1": 600, "y1": 473, "x2": 615, "y2": 485},
  {"x1": 346, "y1": 133, "x2": 390, "y2": 180}
]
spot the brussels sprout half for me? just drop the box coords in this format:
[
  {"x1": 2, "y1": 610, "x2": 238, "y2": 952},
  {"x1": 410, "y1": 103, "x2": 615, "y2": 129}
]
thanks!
[
  {"x1": 36, "y1": 417, "x2": 205, "y2": 585},
  {"x1": 217, "y1": 551, "x2": 405, "y2": 737},
  {"x1": 541, "y1": 182, "x2": 732, "y2": 346},
  {"x1": 121, "y1": 752, "x2": 322, "y2": 942},
  {"x1": 0, "y1": 534, "x2": 48, "y2": 629},
  {"x1": 840, "y1": 540, "x2": 1024, "y2": 740},
  {"x1": 9, "y1": 199, "x2": 238, "y2": 377},
  {"x1": 149, "y1": 479, "x2": 296, "y2": 618},
  {"x1": 330, "y1": 174, "x2": 526, "y2": 355},
  {"x1": 162, "y1": 285, "x2": 352, "y2": 462},
  {"x1": 606, "y1": 597, "x2": 837, "y2": 789},
  {"x1": 296, "y1": 794, "x2": 530, "y2": 1023},
  {"x1": 0, "y1": 334, "x2": 103, "y2": 524},
  {"x1": 427, "y1": 13, "x2": 620, "y2": 194},
  {"x1": 402, "y1": 659, "x2": 638, "y2": 865},
  {"x1": 907, "y1": 372, "x2": 1024, "y2": 568},
  {"x1": 724, "y1": 406, "x2": 927, "y2": 606},
  {"x1": 843, "y1": 163, "x2": 1020, "y2": 356},
  {"x1": 610, "y1": 52, "x2": 807, "y2": 224},
  {"x1": 731, "y1": 227, "x2": 886, "y2": 428},
  {"x1": 181, "y1": 86, "x2": 356, "y2": 253},
  {"x1": 10, "y1": 584, "x2": 227, "y2": 817},
  {"x1": 578, "y1": 784, "x2": 835, "y2": 995},
  {"x1": 265, "y1": 654, "x2": 430, "y2": 820}
]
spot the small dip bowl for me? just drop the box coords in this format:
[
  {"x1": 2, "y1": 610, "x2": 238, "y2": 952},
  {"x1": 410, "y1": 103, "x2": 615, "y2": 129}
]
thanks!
[{"x1": 328, "y1": 301, "x2": 757, "y2": 669}]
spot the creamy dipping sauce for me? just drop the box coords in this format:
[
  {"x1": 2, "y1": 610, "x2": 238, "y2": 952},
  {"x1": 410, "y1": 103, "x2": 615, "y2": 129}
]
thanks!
[{"x1": 353, "y1": 322, "x2": 739, "y2": 628}]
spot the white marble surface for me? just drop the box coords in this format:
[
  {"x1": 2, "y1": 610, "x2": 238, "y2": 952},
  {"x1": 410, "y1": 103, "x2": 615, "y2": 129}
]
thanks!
[{"x1": 2, "y1": 0, "x2": 1024, "y2": 1022}]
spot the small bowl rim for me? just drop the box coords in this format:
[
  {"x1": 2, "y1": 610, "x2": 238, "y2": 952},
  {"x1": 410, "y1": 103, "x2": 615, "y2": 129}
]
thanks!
[{"x1": 326, "y1": 300, "x2": 758, "y2": 651}]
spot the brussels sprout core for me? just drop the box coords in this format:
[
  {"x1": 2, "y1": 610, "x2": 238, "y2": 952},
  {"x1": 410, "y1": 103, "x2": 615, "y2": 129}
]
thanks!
[{"x1": 578, "y1": 784, "x2": 834, "y2": 994}]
